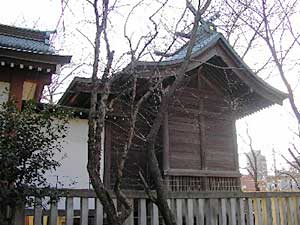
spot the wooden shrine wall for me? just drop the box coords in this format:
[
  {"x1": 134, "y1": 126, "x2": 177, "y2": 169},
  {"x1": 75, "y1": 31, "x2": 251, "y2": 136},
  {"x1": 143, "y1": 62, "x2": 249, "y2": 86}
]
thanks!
[{"x1": 167, "y1": 72, "x2": 237, "y2": 172}]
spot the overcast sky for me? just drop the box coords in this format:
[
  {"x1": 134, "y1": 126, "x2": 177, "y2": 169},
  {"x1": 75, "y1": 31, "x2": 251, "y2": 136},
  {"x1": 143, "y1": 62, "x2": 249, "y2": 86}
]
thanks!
[{"x1": 0, "y1": 0, "x2": 297, "y2": 174}]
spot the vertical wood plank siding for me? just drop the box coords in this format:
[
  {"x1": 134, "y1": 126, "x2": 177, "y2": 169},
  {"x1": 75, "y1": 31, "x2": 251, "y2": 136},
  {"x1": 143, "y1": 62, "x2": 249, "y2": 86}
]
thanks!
[{"x1": 104, "y1": 69, "x2": 241, "y2": 192}]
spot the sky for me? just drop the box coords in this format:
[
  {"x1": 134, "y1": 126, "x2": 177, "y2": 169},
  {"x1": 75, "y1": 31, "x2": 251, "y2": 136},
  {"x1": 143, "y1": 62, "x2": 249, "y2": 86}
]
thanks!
[{"x1": 0, "y1": 0, "x2": 298, "y2": 174}]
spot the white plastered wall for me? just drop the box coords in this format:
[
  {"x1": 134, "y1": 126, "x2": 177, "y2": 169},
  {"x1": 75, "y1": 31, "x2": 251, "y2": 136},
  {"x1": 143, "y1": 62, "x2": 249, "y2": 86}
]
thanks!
[
  {"x1": 0, "y1": 81, "x2": 10, "y2": 104},
  {"x1": 47, "y1": 118, "x2": 104, "y2": 189}
]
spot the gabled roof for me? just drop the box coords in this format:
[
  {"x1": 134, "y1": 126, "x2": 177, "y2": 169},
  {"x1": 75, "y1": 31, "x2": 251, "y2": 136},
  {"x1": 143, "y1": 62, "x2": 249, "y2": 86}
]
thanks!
[
  {"x1": 132, "y1": 23, "x2": 287, "y2": 110},
  {"x1": 59, "y1": 23, "x2": 287, "y2": 118}
]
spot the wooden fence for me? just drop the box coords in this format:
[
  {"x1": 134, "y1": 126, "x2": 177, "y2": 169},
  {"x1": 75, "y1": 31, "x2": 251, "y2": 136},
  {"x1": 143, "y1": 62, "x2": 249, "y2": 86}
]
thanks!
[{"x1": 15, "y1": 190, "x2": 300, "y2": 225}]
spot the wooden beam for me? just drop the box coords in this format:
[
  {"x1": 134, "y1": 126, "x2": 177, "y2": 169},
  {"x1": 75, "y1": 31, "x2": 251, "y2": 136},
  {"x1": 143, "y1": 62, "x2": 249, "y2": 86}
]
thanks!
[
  {"x1": 197, "y1": 69, "x2": 206, "y2": 170},
  {"x1": 9, "y1": 73, "x2": 24, "y2": 109},
  {"x1": 163, "y1": 112, "x2": 170, "y2": 171},
  {"x1": 232, "y1": 118, "x2": 240, "y2": 173}
]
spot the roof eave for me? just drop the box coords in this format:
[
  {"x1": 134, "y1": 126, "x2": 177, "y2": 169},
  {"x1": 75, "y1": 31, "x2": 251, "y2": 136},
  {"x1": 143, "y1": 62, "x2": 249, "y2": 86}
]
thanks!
[
  {"x1": 216, "y1": 36, "x2": 288, "y2": 105},
  {"x1": 0, "y1": 46, "x2": 71, "y2": 65}
]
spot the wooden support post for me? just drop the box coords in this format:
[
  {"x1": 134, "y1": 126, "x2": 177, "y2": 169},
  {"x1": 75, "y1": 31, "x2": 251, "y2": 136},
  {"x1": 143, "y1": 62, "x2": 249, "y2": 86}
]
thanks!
[
  {"x1": 9, "y1": 74, "x2": 24, "y2": 109},
  {"x1": 104, "y1": 123, "x2": 112, "y2": 188},
  {"x1": 163, "y1": 112, "x2": 170, "y2": 172},
  {"x1": 232, "y1": 119, "x2": 240, "y2": 174},
  {"x1": 198, "y1": 71, "x2": 206, "y2": 172}
]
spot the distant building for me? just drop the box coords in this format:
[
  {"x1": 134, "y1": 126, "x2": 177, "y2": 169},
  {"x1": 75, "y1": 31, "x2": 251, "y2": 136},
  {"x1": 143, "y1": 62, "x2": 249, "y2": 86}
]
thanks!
[
  {"x1": 241, "y1": 175, "x2": 256, "y2": 191},
  {"x1": 241, "y1": 175, "x2": 267, "y2": 192},
  {"x1": 245, "y1": 150, "x2": 268, "y2": 180}
]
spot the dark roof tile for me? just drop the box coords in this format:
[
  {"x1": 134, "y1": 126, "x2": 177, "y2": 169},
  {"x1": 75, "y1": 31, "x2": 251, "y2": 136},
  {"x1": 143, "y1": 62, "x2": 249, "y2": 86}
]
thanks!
[
  {"x1": 0, "y1": 34, "x2": 54, "y2": 54},
  {"x1": 163, "y1": 30, "x2": 219, "y2": 62}
]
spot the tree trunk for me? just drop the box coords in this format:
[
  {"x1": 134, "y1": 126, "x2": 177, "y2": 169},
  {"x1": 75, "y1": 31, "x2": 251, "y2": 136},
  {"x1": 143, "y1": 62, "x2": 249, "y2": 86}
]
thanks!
[{"x1": 146, "y1": 143, "x2": 176, "y2": 225}]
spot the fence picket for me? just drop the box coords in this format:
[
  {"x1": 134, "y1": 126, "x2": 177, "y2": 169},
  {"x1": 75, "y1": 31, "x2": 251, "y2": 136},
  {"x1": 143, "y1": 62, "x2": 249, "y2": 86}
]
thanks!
[
  {"x1": 247, "y1": 198, "x2": 254, "y2": 225},
  {"x1": 187, "y1": 199, "x2": 193, "y2": 225},
  {"x1": 287, "y1": 198, "x2": 294, "y2": 225},
  {"x1": 95, "y1": 199, "x2": 103, "y2": 225},
  {"x1": 80, "y1": 198, "x2": 89, "y2": 225},
  {"x1": 13, "y1": 191, "x2": 300, "y2": 225},
  {"x1": 273, "y1": 198, "x2": 280, "y2": 225},
  {"x1": 151, "y1": 202, "x2": 159, "y2": 225},
  {"x1": 14, "y1": 204, "x2": 25, "y2": 225},
  {"x1": 278, "y1": 198, "x2": 285, "y2": 225},
  {"x1": 210, "y1": 199, "x2": 218, "y2": 225},
  {"x1": 34, "y1": 198, "x2": 42, "y2": 225},
  {"x1": 138, "y1": 199, "x2": 146, "y2": 225},
  {"x1": 176, "y1": 199, "x2": 183, "y2": 225},
  {"x1": 265, "y1": 198, "x2": 272, "y2": 225},
  {"x1": 49, "y1": 201, "x2": 58, "y2": 225},
  {"x1": 66, "y1": 197, "x2": 74, "y2": 225},
  {"x1": 293, "y1": 197, "x2": 299, "y2": 225},
  {"x1": 230, "y1": 198, "x2": 237, "y2": 225},
  {"x1": 239, "y1": 198, "x2": 245, "y2": 225},
  {"x1": 297, "y1": 197, "x2": 300, "y2": 225},
  {"x1": 197, "y1": 199, "x2": 204, "y2": 225},
  {"x1": 261, "y1": 198, "x2": 267, "y2": 225},
  {"x1": 221, "y1": 199, "x2": 227, "y2": 225},
  {"x1": 256, "y1": 199, "x2": 263, "y2": 225}
]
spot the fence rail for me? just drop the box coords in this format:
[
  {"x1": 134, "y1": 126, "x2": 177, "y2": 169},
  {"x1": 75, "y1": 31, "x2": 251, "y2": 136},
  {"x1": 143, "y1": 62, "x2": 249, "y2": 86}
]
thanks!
[{"x1": 14, "y1": 189, "x2": 300, "y2": 225}]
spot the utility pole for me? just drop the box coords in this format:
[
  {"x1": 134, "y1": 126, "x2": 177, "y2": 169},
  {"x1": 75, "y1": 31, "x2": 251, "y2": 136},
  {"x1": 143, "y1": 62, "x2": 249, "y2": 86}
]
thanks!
[{"x1": 272, "y1": 148, "x2": 278, "y2": 191}]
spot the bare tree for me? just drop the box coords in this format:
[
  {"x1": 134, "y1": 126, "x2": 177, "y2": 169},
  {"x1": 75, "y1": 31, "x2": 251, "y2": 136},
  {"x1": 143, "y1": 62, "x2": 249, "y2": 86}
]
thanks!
[
  {"x1": 222, "y1": 0, "x2": 300, "y2": 123},
  {"x1": 279, "y1": 144, "x2": 300, "y2": 189},
  {"x1": 240, "y1": 126, "x2": 262, "y2": 191},
  {"x1": 85, "y1": 0, "x2": 212, "y2": 224},
  {"x1": 218, "y1": 0, "x2": 300, "y2": 191}
]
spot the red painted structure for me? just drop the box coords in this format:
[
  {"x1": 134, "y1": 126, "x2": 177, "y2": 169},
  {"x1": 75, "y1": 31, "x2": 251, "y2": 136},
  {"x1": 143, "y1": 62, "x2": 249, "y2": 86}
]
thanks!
[{"x1": 0, "y1": 24, "x2": 71, "y2": 107}]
